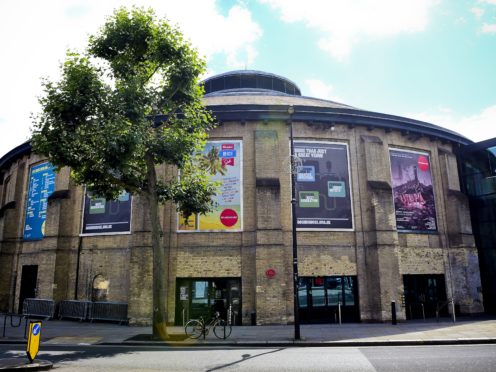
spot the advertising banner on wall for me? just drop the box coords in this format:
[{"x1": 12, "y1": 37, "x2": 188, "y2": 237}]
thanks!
[
  {"x1": 294, "y1": 141, "x2": 353, "y2": 230},
  {"x1": 178, "y1": 140, "x2": 242, "y2": 231},
  {"x1": 24, "y1": 162, "x2": 56, "y2": 240},
  {"x1": 389, "y1": 148, "x2": 437, "y2": 232},
  {"x1": 81, "y1": 190, "x2": 132, "y2": 235}
]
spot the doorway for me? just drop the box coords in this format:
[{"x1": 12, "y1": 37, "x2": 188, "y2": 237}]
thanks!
[
  {"x1": 298, "y1": 275, "x2": 359, "y2": 323},
  {"x1": 175, "y1": 278, "x2": 241, "y2": 326},
  {"x1": 18, "y1": 265, "x2": 38, "y2": 314},
  {"x1": 403, "y1": 274, "x2": 447, "y2": 319}
]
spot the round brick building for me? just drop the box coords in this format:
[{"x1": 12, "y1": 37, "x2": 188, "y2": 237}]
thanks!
[{"x1": 0, "y1": 70, "x2": 483, "y2": 325}]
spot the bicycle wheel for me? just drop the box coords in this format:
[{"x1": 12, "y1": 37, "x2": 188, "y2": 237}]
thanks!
[
  {"x1": 213, "y1": 319, "x2": 232, "y2": 339},
  {"x1": 185, "y1": 319, "x2": 203, "y2": 339}
]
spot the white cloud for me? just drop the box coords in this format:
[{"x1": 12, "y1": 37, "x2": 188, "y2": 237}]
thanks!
[
  {"x1": 0, "y1": 0, "x2": 262, "y2": 158},
  {"x1": 259, "y1": 0, "x2": 437, "y2": 60},
  {"x1": 470, "y1": 1, "x2": 496, "y2": 34},
  {"x1": 482, "y1": 23, "x2": 496, "y2": 33},
  {"x1": 404, "y1": 106, "x2": 496, "y2": 142},
  {"x1": 304, "y1": 79, "x2": 342, "y2": 102},
  {"x1": 163, "y1": 3, "x2": 262, "y2": 68},
  {"x1": 219, "y1": 7, "x2": 262, "y2": 68},
  {"x1": 471, "y1": 7, "x2": 485, "y2": 18},
  {"x1": 470, "y1": 2, "x2": 496, "y2": 34}
]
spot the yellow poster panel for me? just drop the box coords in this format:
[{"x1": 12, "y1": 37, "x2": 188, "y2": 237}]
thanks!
[
  {"x1": 178, "y1": 213, "x2": 197, "y2": 230},
  {"x1": 199, "y1": 206, "x2": 242, "y2": 230}
]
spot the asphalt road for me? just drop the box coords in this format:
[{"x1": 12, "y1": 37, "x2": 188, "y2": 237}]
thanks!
[{"x1": 1, "y1": 344, "x2": 495, "y2": 371}]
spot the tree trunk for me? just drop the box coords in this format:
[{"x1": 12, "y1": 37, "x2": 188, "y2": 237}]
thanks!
[{"x1": 145, "y1": 153, "x2": 168, "y2": 340}]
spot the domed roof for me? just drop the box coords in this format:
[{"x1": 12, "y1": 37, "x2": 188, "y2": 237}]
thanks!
[
  {"x1": 202, "y1": 70, "x2": 356, "y2": 110},
  {"x1": 0, "y1": 70, "x2": 474, "y2": 169},
  {"x1": 202, "y1": 70, "x2": 472, "y2": 146},
  {"x1": 203, "y1": 70, "x2": 301, "y2": 96}
]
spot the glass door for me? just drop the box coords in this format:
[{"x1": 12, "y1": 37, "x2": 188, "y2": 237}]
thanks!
[
  {"x1": 403, "y1": 274, "x2": 447, "y2": 319},
  {"x1": 298, "y1": 275, "x2": 359, "y2": 323}
]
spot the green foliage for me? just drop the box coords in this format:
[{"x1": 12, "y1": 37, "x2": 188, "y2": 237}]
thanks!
[
  {"x1": 32, "y1": 6, "x2": 216, "y2": 215},
  {"x1": 156, "y1": 158, "x2": 219, "y2": 219}
]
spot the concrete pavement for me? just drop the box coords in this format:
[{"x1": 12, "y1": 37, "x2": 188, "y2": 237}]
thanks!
[
  {"x1": 2, "y1": 316, "x2": 496, "y2": 370},
  {"x1": 1, "y1": 316, "x2": 496, "y2": 347}
]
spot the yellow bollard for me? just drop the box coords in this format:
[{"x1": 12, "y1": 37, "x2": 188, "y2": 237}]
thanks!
[{"x1": 26, "y1": 321, "x2": 42, "y2": 363}]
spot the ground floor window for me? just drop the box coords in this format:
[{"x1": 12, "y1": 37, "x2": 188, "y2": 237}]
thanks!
[
  {"x1": 403, "y1": 274, "x2": 447, "y2": 319},
  {"x1": 175, "y1": 278, "x2": 241, "y2": 326},
  {"x1": 298, "y1": 275, "x2": 359, "y2": 323}
]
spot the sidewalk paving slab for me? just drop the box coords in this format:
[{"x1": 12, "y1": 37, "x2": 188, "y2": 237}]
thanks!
[
  {"x1": 2, "y1": 317, "x2": 496, "y2": 370},
  {"x1": 2, "y1": 317, "x2": 496, "y2": 348}
]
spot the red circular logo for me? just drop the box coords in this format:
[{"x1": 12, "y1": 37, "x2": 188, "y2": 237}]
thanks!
[
  {"x1": 418, "y1": 156, "x2": 429, "y2": 172},
  {"x1": 265, "y1": 268, "x2": 276, "y2": 278},
  {"x1": 220, "y1": 209, "x2": 238, "y2": 227}
]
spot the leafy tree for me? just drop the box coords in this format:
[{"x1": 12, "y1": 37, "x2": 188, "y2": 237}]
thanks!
[{"x1": 31, "y1": 7, "x2": 217, "y2": 340}]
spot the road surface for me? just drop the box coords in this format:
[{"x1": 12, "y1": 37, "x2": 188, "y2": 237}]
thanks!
[{"x1": 1, "y1": 344, "x2": 495, "y2": 371}]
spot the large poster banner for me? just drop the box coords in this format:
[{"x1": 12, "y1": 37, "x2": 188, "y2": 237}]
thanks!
[
  {"x1": 389, "y1": 148, "x2": 437, "y2": 232},
  {"x1": 24, "y1": 162, "x2": 56, "y2": 240},
  {"x1": 81, "y1": 190, "x2": 132, "y2": 235},
  {"x1": 178, "y1": 140, "x2": 242, "y2": 231},
  {"x1": 294, "y1": 141, "x2": 353, "y2": 230}
]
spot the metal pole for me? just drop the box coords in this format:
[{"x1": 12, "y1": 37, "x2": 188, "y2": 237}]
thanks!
[
  {"x1": 391, "y1": 301, "x2": 397, "y2": 325},
  {"x1": 451, "y1": 298, "x2": 456, "y2": 323},
  {"x1": 289, "y1": 106, "x2": 301, "y2": 341},
  {"x1": 74, "y1": 236, "x2": 83, "y2": 300}
]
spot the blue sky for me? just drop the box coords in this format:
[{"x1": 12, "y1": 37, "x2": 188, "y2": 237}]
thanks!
[{"x1": 1, "y1": 0, "x2": 495, "y2": 158}]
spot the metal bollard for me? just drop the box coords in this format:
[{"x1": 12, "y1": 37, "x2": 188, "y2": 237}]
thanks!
[
  {"x1": 391, "y1": 301, "x2": 397, "y2": 325},
  {"x1": 338, "y1": 301, "x2": 342, "y2": 325},
  {"x1": 250, "y1": 312, "x2": 256, "y2": 326},
  {"x1": 227, "y1": 305, "x2": 232, "y2": 326}
]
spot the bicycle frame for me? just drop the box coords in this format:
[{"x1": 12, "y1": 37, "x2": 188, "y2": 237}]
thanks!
[
  {"x1": 201, "y1": 317, "x2": 215, "y2": 339},
  {"x1": 184, "y1": 311, "x2": 232, "y2": 340}
]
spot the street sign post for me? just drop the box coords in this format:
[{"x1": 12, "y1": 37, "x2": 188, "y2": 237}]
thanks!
[{"x1": 26, "y1": 321, "x2": 42, "y2": 363}]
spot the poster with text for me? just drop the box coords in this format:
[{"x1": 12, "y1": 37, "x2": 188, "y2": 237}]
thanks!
[
  {"x1": 81, "y1": 190, "x2": 132, "y2": 235},
  {"x1": 178, "y1": 140, "x2": 242, "y2": 231},
  {"x1": 24, "y1": 162, "x2": 56, "y2": 240},
  {"x1": 294, "y1": 141, "x2": 353, "y2": 229},
  {"x1": 389, "y1": 148, "x2": 437, "y2": 232}
]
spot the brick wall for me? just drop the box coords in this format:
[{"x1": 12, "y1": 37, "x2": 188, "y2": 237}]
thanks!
[{"x1": 0, "y1": 117, "x2": 484, "y2": 324}]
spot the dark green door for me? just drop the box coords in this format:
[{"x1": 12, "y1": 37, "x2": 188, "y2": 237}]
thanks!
[{"x1": 175, "y1": 278, "x2": 241, "y2": 326}]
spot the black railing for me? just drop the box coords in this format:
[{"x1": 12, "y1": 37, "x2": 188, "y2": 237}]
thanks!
[
  {"x1": 58, "y1": 300, "x2": 91, "y2": 321},
  {"x1": 1, "y1": 313, "x2": 25, "y2": 338},
  {"x1": 88, "y1": 301, "x2": 128, "y2": 324},
  {"x1": 22, "y1": 298, "x2": 55, "y2": 319}
]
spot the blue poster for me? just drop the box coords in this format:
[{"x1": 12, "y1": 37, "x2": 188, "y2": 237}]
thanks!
[{"x1": 23, "y1": 162, "x2": 56, "y2": 240}]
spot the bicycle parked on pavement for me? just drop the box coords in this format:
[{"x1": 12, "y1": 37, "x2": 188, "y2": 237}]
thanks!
[{"x1": 184, "y1": 311, "x2": 232, "y2": 340}]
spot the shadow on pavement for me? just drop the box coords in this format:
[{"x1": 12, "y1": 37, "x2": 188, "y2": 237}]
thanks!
[{"x1": 205, "y1": 348, "x2": 285, "y2": 372}]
